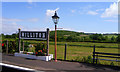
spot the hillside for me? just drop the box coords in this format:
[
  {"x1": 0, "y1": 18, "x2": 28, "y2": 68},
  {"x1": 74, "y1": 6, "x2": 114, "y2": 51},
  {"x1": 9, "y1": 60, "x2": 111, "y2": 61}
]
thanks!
[
  {"x1": 50, "y1": 30, "x2": 84, "y2": 37},
  {"x1": 49, "y1": 30, "x2": 118, "y2": 42},
  {"x1": 1, "y1": 30, "x2": 119, "y2": 43}
]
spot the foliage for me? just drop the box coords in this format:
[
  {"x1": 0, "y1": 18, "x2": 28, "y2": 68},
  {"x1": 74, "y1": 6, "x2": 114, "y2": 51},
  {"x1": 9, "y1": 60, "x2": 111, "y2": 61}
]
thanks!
[
  {"x1": 86, "y1": 56, "x2": 92, "y2": 63},
  {"x1": 27, "y1": 46, "x2": 35, "y2": 53},
  {"x1": 116, "y1": 34, "x2": 120, "y2": 43},
  {"x1": 81, "y1": 56, "x2": 87, "y2": 62},
  {"x1": 75, "y1": 56, "x2": 81, "y2": 61},
  {"x1": 110, "y1": 62, "x2": 114, "y2": 66},
  {"x1": 34, "y1": 43, "x2": 47, "y2": 56},
  {"x1": 1, "y1": 30, "x2": 118, "y2": 43}
]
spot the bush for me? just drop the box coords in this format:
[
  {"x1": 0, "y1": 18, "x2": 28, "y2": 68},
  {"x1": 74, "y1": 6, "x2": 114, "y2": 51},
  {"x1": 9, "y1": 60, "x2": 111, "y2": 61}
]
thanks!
[
  {"x1": 75, "y1": 56, "x2": 81, "y2": 61},
  {"x1": 86, "y1": 56, "x2": 92, "y2": 63},
  {"x1": 81, "y1": 56, "x2": 87, "y2": 62},
  {"x1": 35, "y1": 43, "x2": 47, "y2": 56},
  {"x1": 110, "y1": 62, "x2": 114, "y2": 66}
]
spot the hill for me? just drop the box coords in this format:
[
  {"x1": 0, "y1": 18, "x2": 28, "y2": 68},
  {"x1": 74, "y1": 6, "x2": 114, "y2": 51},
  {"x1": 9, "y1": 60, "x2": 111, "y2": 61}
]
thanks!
[{"x1": 1, "y1": 30, "x2": 119, "y2": 43}]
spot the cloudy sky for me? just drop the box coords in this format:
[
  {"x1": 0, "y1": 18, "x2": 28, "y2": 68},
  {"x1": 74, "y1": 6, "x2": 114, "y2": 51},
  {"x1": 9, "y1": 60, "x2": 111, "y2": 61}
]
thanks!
[{"x1": 1, "y1": 2, "x2": 118, "y2": 34}]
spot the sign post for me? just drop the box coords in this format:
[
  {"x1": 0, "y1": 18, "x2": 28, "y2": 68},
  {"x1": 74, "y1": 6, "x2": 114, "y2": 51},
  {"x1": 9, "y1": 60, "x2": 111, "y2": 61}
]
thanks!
[
  {"x1": 18, "y1": 28, "x2": 21, "y2": 53},
  {"x1": 6, "y1": 40, "x2": 8, "y2": 55},
  {"x1": 47, "y1": 28, "x2": 49, "y2": 56}
]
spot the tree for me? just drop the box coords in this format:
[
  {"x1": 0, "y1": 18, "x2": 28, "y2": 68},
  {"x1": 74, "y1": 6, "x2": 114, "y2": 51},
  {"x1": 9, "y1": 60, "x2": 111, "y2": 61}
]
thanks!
[
  {"x1": 111, "y1": 36, "x2": 116, "y2": 42},
  {"x1": 116, "y1": 35, "x2": 120, "y2": 43},
  {"x1": 66, "y1": 36, "x2": 73, "y2": 41}
]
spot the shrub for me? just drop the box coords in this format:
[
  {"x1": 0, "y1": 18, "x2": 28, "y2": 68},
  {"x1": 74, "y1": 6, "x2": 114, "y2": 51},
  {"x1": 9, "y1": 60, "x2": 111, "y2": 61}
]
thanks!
[
  {"x1": 110, "y1": 62, "x2": 114, "y2": 66},
  {"x1": 35, "y1": 43, "x2": 47, "y2": 56},
  {"x1": 75, "y1": 56, "x2": 81, "y2": 61},
  {"x1": 86, "y1": 55, "x2": 92, "y2": 63},
  {"x1": 81, "y1": 56, "x2": 87, "y2": 62}
]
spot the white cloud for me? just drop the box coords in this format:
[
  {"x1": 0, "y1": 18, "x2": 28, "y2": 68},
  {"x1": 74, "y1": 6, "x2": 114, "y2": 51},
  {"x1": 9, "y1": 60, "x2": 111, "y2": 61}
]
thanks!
[
  {"x1": 87, "y1": 11, "x2": 98, "y2": 15},
  {"x1": 2, "y1": 22, "x2": 23, "y2": 34},
  {"x1": 46, "y1": 8, "x2": 59, "y2": 16},
  {"x1": 104, "y1": 19, "x2": 118, "y2": 22},
  {"x1": 49, "y1": 27, "x2": 84, "y2": 33},
  {"x1": 27, "y1": 0, "x2": 37, "y2": 8},
  {"x1": 101, "y1": 2, "x2": 118, "y2": 18},
  {"x1": 28, "y1": 0, "x2": 33, "y2": 4},
  {"x1": 96, "y1": 9, "x2": 104, "y2": 12},
  {"x1": 2, "y1": 18, "x2": 22, "y2": 22},
  {"x1": 1, "y1": 18, "x2": 39, "y2": 22},
  {"x1": 27, "y1": 18, "x2": 39, "y2": 22},
  {"x1": 1, "y1": 17, "x2": 39, "y2": 34},
  {"x1": 71, "y1": 10, "x2": 76, "y2": 13}
]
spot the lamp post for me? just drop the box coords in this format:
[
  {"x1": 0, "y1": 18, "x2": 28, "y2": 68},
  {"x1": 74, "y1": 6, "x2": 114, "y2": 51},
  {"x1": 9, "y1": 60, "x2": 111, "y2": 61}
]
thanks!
[{"x1": 52, "y1": 11, "x2": 60, "y2": 62}]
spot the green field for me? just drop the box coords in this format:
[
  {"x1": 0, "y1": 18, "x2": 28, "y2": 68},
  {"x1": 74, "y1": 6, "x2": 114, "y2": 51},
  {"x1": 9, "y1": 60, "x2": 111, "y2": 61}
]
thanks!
[
  {"x1": 2, "y1": 39, "x2": 120, "y2": 66},
  {"x1": 48, "y1": 42, "x2": 119, "y2": 66}
]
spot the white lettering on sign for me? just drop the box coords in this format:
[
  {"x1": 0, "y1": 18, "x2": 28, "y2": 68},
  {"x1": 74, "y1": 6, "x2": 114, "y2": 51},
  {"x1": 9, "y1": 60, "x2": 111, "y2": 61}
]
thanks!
[
  {"x1": 20, "y1": 31, "x2": 47, "y2": 40},
  {"x1": 43, "y1": 33, "x2": 45, "y2": 38},
  {"x1": 39, "y1": 33, "x2": 41, "y2": 38},
  {"x1": 30, "y1": 33, "x2": 32, "y2": 37},
  {"x1": 22, "y1": 33, "x2": 24, "y2": 37},
  {"x1": 36, "y1": 33, "x2": 38, "y2": 38}
]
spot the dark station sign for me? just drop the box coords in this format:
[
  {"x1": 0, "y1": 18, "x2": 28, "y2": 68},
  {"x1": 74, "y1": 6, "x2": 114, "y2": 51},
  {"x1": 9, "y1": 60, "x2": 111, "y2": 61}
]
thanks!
[{"x1": 20, "y1": 31, "x2": 47, "y2": 40}]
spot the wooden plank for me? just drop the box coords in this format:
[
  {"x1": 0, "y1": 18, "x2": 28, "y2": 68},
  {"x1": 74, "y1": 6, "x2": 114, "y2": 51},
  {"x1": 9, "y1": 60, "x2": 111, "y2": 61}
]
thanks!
[
  {"x1": 93, "y1": 45, "x2": 95, "y2": 64},
  {"x1": 95, "y1": 58, "x2": 120, "y2": 62},
  {"x1": 64, "y1": 43, "x2": 67, "y2": 60},
  {"x1": 46, "y1": 28, "x2": 49, "y2": 56},
  {"x1": 6, "y1": 40, "x2": 8, "y2": 55},
  {"x1": 18, "y1": 28, "x2": 21, "y2": 53},
  {"x1": 23, "y1": 41, "x2": 24, "y2": 52},
  {"x1": 95, "y1": 52, "x2": 120, "y2": 56},
  {"x1": 95, "y1": 55, "x2": 120, "y2": 59}
]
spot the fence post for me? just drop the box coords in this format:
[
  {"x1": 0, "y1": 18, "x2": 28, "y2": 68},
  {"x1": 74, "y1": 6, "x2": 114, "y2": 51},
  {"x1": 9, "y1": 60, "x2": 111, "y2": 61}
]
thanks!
[
  {"x1": 96, "y1": 54, "x2": 98, "y2": 64},
  {"x1": 64, "y1": 43, "x2": 67, "y2": 60},
  {"x1": 23, "y1": 41, "x2": 24, "y2": 52},
  {"x1": 47, "y1": 28, "x2": 49, "y2": 56},
  {"x1": 18, "y1": 28, "x2": 21, "y2": 53},
  {"x1": 93, "y1": 45, "x2": 95, "y2": 64},
  {"x1": 6, "y1": 40, "x2": 8, "y2": 55}
]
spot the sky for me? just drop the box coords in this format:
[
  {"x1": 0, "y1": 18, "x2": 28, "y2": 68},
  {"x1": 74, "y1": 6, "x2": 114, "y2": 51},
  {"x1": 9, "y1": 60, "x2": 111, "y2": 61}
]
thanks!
[{"x1": 1, "y1": 2, "x2": 119, "y2": 34}]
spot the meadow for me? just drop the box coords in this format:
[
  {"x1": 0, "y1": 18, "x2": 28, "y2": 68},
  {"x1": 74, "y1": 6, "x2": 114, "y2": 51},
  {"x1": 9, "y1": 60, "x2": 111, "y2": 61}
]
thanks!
[
  {"x1": 48, "y1": 42, "x2": 119, "y2": 66},
  {"x1": 2, "y1": 39, "x2": 120, "y2": 66}
]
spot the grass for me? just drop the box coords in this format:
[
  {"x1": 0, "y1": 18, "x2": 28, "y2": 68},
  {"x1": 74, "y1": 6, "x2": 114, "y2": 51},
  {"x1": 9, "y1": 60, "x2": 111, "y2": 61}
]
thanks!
[
  {"x1": 50, "y1": 41, "x2": 118, "y2": 48},
  {"x1": 2, "y1": 39, "x2": 120, "y2": 66},
  {"x1": 49, "y1": 42, "x2": 119, "y2": 66}
]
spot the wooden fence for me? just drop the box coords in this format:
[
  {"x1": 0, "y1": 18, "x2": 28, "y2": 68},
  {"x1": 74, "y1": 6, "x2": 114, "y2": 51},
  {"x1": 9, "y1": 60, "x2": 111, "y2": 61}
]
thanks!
[{"x1": 93, "y1": 45, "x2": 120, "y2": 64}]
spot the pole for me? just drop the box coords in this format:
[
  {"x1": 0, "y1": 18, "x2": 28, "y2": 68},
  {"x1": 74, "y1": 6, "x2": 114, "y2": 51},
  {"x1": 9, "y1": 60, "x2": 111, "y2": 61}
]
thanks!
[
  {"x1": 6, "y1": 40, "x2": 8, "y2": 55},
  {"x1": 23, "y1": 41, "x2": 24, "y2": 52},
  {"x1": 93, "y1": 45, "x2": 95, "y2": 64},
  {"x1": 64, "y1": 43, "x2": 67, "y2": 60},
  {"x1": 55, "y1": 24, "x2": 57, "y2": 62},
  {"x1": 47, "y1": 28, "x2": 49, "y2": 56},
  {"x1": 18, "y1": 28, "x2": 21, "y2": 53}
]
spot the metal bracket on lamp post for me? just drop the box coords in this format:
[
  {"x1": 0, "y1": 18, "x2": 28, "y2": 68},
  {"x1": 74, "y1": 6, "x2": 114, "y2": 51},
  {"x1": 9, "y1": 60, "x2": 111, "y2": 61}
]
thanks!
[{"x1": 56, "y1": 28, "x2": 63, "y2": 29}]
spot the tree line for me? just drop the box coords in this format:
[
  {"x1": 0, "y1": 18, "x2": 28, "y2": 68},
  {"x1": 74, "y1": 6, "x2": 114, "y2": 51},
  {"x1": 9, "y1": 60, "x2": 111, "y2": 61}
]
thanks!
[{"x1": 0, "y1": 30, "x2": 119, "y2": 43}]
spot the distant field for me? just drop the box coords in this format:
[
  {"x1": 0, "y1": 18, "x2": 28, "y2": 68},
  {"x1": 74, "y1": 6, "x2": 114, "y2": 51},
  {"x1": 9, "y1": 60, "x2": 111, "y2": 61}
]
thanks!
[
  {"x1": 104, "y1": 35, "x2": 118, "y2": 38},
  {"x1": 2, "y1": 39, "x2": 120, "y2": 66},
  {"x1": 49, "y1": 42, "x2": 119, "y2": 66}
]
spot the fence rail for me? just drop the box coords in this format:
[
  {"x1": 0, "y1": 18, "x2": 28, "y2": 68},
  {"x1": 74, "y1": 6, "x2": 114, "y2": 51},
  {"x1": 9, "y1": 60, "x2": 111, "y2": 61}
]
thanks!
[{"x1": 93, "y1": 45, "x2": 120, "y2": 64}]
